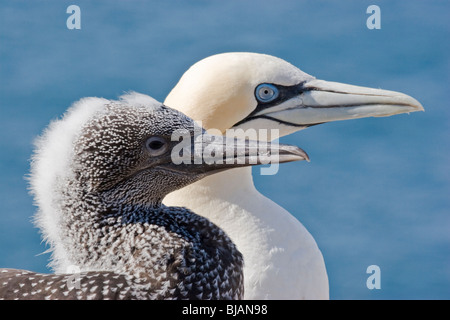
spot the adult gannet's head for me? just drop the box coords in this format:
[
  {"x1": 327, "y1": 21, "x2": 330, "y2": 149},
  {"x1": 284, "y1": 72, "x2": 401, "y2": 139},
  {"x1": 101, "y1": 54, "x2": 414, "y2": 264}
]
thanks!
[{"x1": 165, "y1": 52, "x2": 424, "y2": 136}]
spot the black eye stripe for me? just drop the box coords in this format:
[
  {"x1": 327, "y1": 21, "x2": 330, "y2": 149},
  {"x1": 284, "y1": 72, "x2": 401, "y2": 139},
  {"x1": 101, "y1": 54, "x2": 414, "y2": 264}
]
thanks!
[
  {"x1": 231, "y1": 82, "x2": 310, "y2": 128},
  {"x1": 249, "y1": 82, "x2": 307, "y2": 113},
  {"x1": 257, "y1": 82, "x2": 307, "y2": 104}
]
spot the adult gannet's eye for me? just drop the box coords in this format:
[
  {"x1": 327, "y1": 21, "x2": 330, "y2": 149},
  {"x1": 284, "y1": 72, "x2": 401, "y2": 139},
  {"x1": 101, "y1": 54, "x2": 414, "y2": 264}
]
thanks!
[
  {"x1": 255, "y1": 84, "x2": 279, "y2": 103},
  {"x1": 145, "y1": 136, "x2": 169, "y2": 156}
]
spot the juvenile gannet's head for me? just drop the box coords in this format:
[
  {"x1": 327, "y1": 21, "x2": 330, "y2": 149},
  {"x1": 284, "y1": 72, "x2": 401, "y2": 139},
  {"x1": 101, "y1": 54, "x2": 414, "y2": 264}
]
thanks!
[
  {"x1": 29, "y1": 92, "x2": 308, "y2": 269},
  {"x1": 165, "y1": 52, "x2": 424, "y2": 136}
]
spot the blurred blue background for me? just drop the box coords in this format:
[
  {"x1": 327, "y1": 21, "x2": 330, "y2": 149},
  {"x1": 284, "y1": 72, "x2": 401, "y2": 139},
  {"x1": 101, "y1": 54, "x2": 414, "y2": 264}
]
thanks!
[{"x1": 0, "y1": 0, "x2": 448, "y2": 299}]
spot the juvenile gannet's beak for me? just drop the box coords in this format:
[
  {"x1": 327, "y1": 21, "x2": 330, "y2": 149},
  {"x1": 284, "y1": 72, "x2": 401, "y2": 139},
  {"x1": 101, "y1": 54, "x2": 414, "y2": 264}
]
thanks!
[
  {"x1": 162, "y1": 132, "x2": 309, "y2": 176},
  {"x1": 234, "y1": 79, "x2": 424, "y2": 130}
]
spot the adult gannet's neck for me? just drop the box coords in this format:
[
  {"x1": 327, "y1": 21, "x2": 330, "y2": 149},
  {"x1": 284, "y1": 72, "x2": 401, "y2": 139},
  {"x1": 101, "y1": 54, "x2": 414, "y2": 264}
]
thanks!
[
  {"x1": 164, "y1": 167, "x2": 256, "y2": 221},
  {"x1": 164, "y1": 166, "x2": 329, "y2": 300},
  {"x1": 193, "y1": 166, "x2": 256, "y2": 196}
]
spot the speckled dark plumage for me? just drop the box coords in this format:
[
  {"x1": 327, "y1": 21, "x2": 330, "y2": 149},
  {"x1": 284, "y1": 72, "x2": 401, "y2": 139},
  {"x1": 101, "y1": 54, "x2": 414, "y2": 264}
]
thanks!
[{"x1": 0, "y1": 95, "x2": 243, "y2": 300}]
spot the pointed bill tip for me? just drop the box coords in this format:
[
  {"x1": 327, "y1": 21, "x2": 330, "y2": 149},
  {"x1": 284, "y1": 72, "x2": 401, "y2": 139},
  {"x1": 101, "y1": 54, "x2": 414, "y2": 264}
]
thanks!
[
  {"x1": 386, "y1": 90, "x2": 424, "y2": 113},
  {"x1": 277, "y1": 144, "x2": 310, "y2": 163}
]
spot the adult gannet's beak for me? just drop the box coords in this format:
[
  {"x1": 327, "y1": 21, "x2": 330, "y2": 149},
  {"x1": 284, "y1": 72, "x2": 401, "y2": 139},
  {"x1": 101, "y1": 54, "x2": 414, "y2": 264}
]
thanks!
[{"x1": 234, "y1": 79, "x2": 424, "y2": 131}]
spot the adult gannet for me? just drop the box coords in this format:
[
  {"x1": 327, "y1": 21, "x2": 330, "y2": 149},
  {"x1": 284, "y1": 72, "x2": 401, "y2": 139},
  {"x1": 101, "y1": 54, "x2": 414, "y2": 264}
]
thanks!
[
  {"x1": 162, "y1": 52, "x2": 424, "y2": 300},
  {"x1": 0, "y1": 92, "x2": 308, "y2": 300}
]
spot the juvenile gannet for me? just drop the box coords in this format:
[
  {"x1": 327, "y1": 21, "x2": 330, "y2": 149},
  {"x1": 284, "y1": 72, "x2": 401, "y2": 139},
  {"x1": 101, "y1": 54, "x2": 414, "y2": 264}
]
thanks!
[
  {"x1": 162, "y1": 52, "x2": 424, "y2": 299},
  {"x1": 0, "y1": 92, "x2": 308, "y2": 300}
]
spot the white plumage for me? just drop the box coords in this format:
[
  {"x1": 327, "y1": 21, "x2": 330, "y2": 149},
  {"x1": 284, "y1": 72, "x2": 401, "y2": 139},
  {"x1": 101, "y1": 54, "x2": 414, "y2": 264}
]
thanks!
[{"x1": 163, "y1": 52, "x2": 424, "y2": 299}]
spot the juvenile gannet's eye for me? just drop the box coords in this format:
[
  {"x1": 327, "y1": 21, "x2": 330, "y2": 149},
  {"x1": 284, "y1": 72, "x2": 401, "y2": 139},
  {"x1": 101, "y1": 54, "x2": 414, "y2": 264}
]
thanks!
[
  {"x1": 255, "y1": 84, "x2": 279, "y2": 103},
  {"x1": 145, "y1": 136, "x2": 168, "y2": 156}
]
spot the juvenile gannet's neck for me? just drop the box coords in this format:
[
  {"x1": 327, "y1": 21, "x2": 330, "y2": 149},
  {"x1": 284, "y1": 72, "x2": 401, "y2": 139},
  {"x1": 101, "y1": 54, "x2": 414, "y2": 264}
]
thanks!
[
  {"x1": 56, "y1": 183, "x2": 144, "y2": 271},
  {"x1": 51, "y1": 183, "x2": 245, "y2": 300}
]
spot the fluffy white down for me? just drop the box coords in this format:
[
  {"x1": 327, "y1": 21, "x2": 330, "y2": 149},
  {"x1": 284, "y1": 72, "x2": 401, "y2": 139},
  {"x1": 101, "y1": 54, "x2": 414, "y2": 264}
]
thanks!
[
  {"x1": 29, "y1": 93, "x2": 159, "y2": 272},
  {"x1": 30, "y1": 97, "x2": 107, "y2": 272}
]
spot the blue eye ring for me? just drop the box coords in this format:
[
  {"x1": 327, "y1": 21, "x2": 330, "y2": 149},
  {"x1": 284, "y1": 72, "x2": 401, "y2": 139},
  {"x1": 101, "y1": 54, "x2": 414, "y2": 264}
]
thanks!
[{"x1": 255, "y1": 84, "x2": 279, "y2": 103}]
